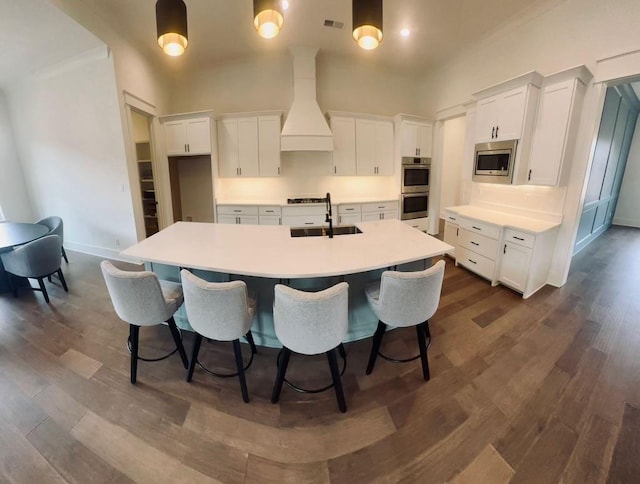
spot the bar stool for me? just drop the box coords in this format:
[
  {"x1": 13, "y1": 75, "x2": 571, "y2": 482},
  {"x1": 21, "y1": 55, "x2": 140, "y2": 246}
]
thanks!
[
  {"x1": 100, "y1": 261, "x2": 189, "y2": 384},
  {"x1": 271, "y1": 282, "x2": 349, "y2": 413},
  {"x1": 180, "y1": 270, "x2": 257, "y2": 403},
  {"x1": 365, "y1": 259, "x2": 445, "y2": 381}
]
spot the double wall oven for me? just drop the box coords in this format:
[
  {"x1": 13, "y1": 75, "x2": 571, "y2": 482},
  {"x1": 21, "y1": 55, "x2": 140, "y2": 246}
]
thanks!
[{"x1": 401, "y1": 157, "x2": 429, "y2": 220}]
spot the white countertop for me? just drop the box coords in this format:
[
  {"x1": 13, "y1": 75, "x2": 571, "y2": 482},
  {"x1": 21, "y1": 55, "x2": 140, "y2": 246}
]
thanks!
[
  {"x1": 444, "y1": 205, "x2": 560, "y2": 234},
  {"x1": 215, "y1": 197, "x2": 400, "y2": 207},
  {"x1": 121, "y1": 220, "x2": 453, "y2": 279}
]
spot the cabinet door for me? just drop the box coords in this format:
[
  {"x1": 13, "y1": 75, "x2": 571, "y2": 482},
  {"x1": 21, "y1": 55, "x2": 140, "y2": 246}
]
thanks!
[
  {"x1": 237, "y1": 117, "x2": 259, "y2": 177},
  {"x1": 496, "y1": 86, "x2": 527, "y2": 141},
  {"x1": 499, "y1": 242, "x2": 531, "y2": 292},
  {"x1": 164, "y1": 121, "x2": 187, "y2": 156},
  {"x1": 185, "y1": 118, "x2": 211, "y2": 154},
  {"x1": 258, "y1": 115, "x2": 281, "y2": 176},
  {"x1": 217, "y1": 119, "x2": 239, "y2": 177},
  {"x1": 475, "y1": 97, "x2": 499, "y2": 143},
  {"x1": 217, "y1": 214, "x2": 239, "y2": 224},
  {"x1": 259, "y1": 215, "x2": 281, "y2": 226},
  {"x1": 417, "y1": 123, "x2": 433, "y2": 158},
  {"x1": 331, "y1": 117, "x2": 357, "y2": 175},
  {"x1": 238, "y1": 215, "x2": 259, "y2": 225},
  {"x1": 338, "y1": 213, "x2": 361, "y2": 225},
  {"x1": 355, "y1": 119, "x2": 377, "y2": 175},
  {"x1": 443, "y1": 221, "x2": 458, "y2": 254},
  {"x1": 379, "y1": 209, "x2": 398, "y2": 220},
  {"x1": 361, "y1": 212, "x2": 381, "y2": 222},
  {"x1": 375, "y1": 121, "x2": 395, "y2": 175},
  {"x1": 528, "y1": 80, "x2": 574, "y2": 186},
  {"x1": 401, "y1": 122, "x2": 419, "y2": 157}
]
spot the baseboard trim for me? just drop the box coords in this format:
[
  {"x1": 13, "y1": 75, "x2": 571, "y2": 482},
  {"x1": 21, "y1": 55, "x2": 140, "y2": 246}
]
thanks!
[{"x1": 64, "y1": 241, "x2": 133, "y2": 262}]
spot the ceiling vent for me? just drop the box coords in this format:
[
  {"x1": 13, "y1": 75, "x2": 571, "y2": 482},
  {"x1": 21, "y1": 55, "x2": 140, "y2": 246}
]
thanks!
[{"x1": 323, "y1": 19, "x2": 344, "y2": 29}]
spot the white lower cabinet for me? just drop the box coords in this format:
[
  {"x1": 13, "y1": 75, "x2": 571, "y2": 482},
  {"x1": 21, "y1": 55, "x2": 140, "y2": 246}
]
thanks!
[
  {"x1": 281, "y1": 205, "x2": 328, "y2": 227},
  {"x1": 337, "y1": 203, "x2": 362, "y2": 225},
  {"x1": 361, "y1": 201, "x2": 398, "y2": 221},
  {"x1": 402, "y1": 217, "x2": 429, "y2": 232},
  {"x1": 217, "y1": 205, "x2": 259, "y2": 225},
  {"x1": 498, "y1": 228, "x2": 556, "y2": 299},
  {"x1": 443, "y1": 211, "x2": 459, "y2": 257},
  {"x1": 258, "y1": 206, "x2": 281, "y2": 225},
  {"x1": 456, "y1": 217, "x2": 500, "y2": 284}
]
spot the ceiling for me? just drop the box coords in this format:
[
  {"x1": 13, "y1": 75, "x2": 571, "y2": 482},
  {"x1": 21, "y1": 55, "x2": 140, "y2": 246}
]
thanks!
[{"x1": 0, "y1": 0, "x2": 571, "y2": 87}]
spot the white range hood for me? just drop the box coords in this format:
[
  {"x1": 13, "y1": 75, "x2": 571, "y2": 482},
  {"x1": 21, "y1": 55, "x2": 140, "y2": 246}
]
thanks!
[{"x1": 280, "y1": 47, "x2": 334, "y2": 152}]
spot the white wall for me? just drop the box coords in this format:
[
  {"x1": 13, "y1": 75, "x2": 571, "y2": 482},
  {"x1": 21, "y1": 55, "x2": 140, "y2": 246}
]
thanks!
[
  {"x1": 439, "y1": 116, "x2": 466, "y2": 210},
  {"x1": 0, "y1": 90, "x2": 33, "y2": 221},
  {"x1": 614, "y1": 117, "x2": 640, "y2": 226},
  {"x1": 421, "y1": 0, "x2": 640, "y2": 286},
  {"x1": 5, "y1": 48, "x2": 137, "y2": 257}
]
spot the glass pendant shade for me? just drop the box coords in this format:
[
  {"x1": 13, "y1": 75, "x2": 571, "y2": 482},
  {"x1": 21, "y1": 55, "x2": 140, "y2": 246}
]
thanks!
[
  {"x1": 156, "y1": 0, "x2": 188, "y2": 56},
  {"x1": 254, "y1": 0, "x2": 284, "y2": 39},
  {"x1": 352, "y1": 0, "x2": 383, "y2": 50}
]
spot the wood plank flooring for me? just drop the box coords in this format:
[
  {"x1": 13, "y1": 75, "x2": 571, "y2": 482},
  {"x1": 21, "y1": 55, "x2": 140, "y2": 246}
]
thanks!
[{"x1": 1, "y1": 225, "x2": 640, "y2": 483}]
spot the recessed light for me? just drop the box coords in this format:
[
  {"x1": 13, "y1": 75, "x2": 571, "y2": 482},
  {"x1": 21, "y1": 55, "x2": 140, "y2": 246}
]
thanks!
[{"x1": 401, "y1": 28, "x2": 410, "y2": 38}]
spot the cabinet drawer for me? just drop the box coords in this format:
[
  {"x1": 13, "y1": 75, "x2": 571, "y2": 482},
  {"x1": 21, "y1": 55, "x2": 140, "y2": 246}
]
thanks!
[
  {"x1": 282, "y1": 214, "x2": 326, "y2": 227},
  {"x1": 459, "y1": 217, "x2": 501, "y2": 240},
  {"x1": 362, "y1": 201, "x2": 398, "y2": 213},
  {"x1": 457, "y1": 246, "x2": 496, "y2": 281},
  {"x1": 338, "y1": 203, "x2": 362, "y2": 215},
  {"x1": 504, "y1": 229, "x2": 535, "y2": 248},
  {"x1": 217, "y1": 205, "x2": 259, "y2": 216},
  {"x1": 259, "y1": 205, "x2": 282, "y2": 216},
  {"x1": 458, "y1": 229, "x2": 499, "y2": 260},
  {"x1": 281, "y1": 205, "x2": 325, "y2": 217},
  {"x1": 443, "y1": 211, "x2": 458, "y2": 223}
]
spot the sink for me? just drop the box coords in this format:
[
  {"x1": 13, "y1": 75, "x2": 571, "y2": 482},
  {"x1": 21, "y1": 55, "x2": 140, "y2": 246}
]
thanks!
[{"x1": 290, "y1": 225, "x2": 362, "y2": 237}]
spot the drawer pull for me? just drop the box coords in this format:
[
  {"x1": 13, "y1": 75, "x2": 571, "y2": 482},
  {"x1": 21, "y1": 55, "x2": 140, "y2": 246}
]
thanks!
[
  {"x1": 377, "y1": 206, "x2": 384, "y2": 209},
  {"x1": 233, "y1": 210, "x2": 242, "y2": 213},
  {"x1": 468, "y1": 259, "x2": 477, "y2": 264},
  {"x1": 448, "y1": 216, "x2": 456, "y2": 221},
  {"x1": 304, "y1": 222, "x2": 314, "y2": 225},
  {"x1": 266, "y1": 210, "x2": 274, "y2": 213},
  {"x1": 345, "y1": 208, "x2": 354, "y2": 211},
  {"x1": 472, "y1": 226, "x2": 482, "y2": 231},
  {"x1": 513, "y1": 236, "x2": 525, "y2": 241},
  {"x1": 471, "y1": 241, "x2": 479, "y2": 246},
  {"x1": 504, "y1": 244, "x2": 507, "y2": 254}
]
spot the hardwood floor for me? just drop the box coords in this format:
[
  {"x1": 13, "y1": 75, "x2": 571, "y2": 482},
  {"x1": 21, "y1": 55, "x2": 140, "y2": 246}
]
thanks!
[{"x1": 1, "y1": 225, "x2": 640, "y2": 483}]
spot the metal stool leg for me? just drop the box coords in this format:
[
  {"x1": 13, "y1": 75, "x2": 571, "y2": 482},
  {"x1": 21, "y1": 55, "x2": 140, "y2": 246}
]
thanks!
[
  {"x1": 416, "y1": 324, "x2": 430, "y2": 381},
  {"x1": 327, "y1": 348, "x2": 347, "y2": 413},
  {"x1": 167, "y1": 317, "x2": 189, "y2": 369},
  {"x1": 366, "y1": 321, "x2": 386, "y2": 374},
  {"x1": 129, "y1": 325, "x2": 140, "y2": 384},
  {"x1": 271, "y1": 347, "x2": 291, "y2": 403},
  {"x1": 233, "y1": 339, "x2": 250, "y2": 403}
]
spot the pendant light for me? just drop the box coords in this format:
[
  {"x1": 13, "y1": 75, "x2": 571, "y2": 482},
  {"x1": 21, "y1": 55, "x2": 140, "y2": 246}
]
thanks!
[
  {"x1": 254, "y1": 0, "x2": 284, "y2": 39},
  {"x1": 156, "y1": 0, "x2": 188, "y2": 56},
  {"x1": 352, "y1": 0, "x2": 383, "y2": 50}
]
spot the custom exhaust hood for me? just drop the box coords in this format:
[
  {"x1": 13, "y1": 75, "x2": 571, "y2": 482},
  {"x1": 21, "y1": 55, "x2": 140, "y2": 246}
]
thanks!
[{"x1": 280, "y1": 47, "x2": 334, "y2": 151}]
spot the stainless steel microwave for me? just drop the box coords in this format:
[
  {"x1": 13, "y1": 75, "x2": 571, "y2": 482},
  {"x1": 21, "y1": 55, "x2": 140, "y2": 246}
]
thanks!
[{"x1": 472, "y1": 139, "x2": 518, "y2": 184}]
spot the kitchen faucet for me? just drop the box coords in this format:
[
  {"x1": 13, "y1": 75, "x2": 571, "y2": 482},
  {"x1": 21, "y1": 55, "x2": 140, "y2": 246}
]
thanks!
[{"x1": 325, "y1": 192, "x2": 334, "y2": 238}]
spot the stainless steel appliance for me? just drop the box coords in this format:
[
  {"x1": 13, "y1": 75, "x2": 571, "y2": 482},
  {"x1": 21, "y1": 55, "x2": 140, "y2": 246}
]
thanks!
[
  {"x1": 401, "y1": 157, "x2": 430, "y2": 193},
  {"x1": 401, "y1": 192, "x2": 429, "y2": 220},
  {"x1": 473, "y1": 139, "x2": 518, "y2": 184}
]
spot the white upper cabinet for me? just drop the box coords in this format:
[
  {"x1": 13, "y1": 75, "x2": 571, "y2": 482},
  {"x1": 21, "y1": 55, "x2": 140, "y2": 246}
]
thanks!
[
  {"x1": 163, "y1": 116, "x2": 212, "y2": 156},
  {"x1": 218, "y1": 113, "x2": 282, "y2": 177},
  {"x1": 400, "y1": 120, "x2": 433, "y2": 158},
  {"x1": 473, "y1": 72, "x2": 543, "y2": 146},
  {"x1": 356, "y1": 118, "x2": 394, "y2": 175},
  {"x1": 330, "y1": 116, "x2": 357, "y2": 176},
  {"x1": 527, "y1": 67, "x2": 592, "y2": 186}
]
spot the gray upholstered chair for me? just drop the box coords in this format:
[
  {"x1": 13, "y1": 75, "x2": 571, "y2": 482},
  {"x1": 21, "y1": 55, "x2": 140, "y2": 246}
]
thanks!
[
  {"x1": 271, "y1": 282, "x2": 349, "y2": 413},
  {"x1": 365, "y1": 259, "x2": 446, "y2": 381},
  {"x1": 1, "y1": 234, "x2": 67, "y2": 303},
  {"x1": 37, "y1": 216, "x2": 68, "y2": 263},
  {"x1": 100, "y1": 260, "x2": 189, "y2": 384},
  {"x1": 180, "y1": 270, "x2": 257, "y2": 403}
]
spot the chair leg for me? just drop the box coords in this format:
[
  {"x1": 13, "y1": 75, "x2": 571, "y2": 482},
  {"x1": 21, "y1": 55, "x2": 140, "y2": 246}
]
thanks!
[
  {"x1": 61, "y1": 246, "x2": 69, "y2": 264},
  {"x1": 7, "y1": 274, "x2": 17, "y2": 298},
  {"x1": 327, "y1": 348, "x2": 347, "y2": 413},
  {"x1": 186, "y1": 334, "x2": 203, "y2": 382},
  {"x1": 130, "y1": 325, "x2": 140, "y2": 384},
  {"x1": 57, "y1": 269, "x2": 68, "y2": 292},
  {"x1": 48, "y1": 275, "x2": 52, "y2": 282},
  {"x1": 233, "y1": 339, "x2": 250, "y2": 403},
  {"x1": 338, "y1": 343, "x2": 347, "y2": 359},
  {"x1": 37, "y1": 278, "x2": 50, "y2": 303},
  {"x1": 365, "y1": 320, "x2": 386, "y2": 375},
  {"x1": 416, "y1": 323, "x2": 430, "y2": 381},
  {"x1": 271, "y1": 347, "x2": 291, "y2": 404},
  {"x1": 246, "y1": 330, "x2": 258, "y2": 354},
  {"x1": 167, "y1": 317, "x2": 189, "y2": 369}
]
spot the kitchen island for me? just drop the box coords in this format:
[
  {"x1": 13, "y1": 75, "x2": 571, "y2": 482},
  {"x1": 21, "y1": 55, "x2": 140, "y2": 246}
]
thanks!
[{"x1": 121, "y1": 219, "x2": 453, "y2": 346}]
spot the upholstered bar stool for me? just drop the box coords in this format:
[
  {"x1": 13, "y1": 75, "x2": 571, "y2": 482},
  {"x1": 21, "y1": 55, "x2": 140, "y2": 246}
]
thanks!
[
  {"x1": 271, "y1": 282, "x2": 349, "y2": 413},
  {"x1": 365, "y1": 259, "x2": 445, "y2": 381},
  {"x1": 180, "y1": 270, "x2": 257, "y2": 403},
  {"x1": 100, "y1": 261, "x2": 189, "y2": 384}
]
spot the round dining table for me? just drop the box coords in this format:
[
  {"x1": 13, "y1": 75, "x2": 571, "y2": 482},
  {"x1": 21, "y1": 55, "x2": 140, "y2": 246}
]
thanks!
[{"x1": 0, "y1": 222, "x2": 50, "y2": 293}]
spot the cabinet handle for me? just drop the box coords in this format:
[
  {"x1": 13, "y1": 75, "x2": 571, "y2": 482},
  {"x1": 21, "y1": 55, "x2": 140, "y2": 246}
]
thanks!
[
  {"x1": 239, "y1": 167, "x2": 242, "y2": 175},
  {"x1": 338, "y1": 216, "x2": 342, "y2": 224},
  {"x1": 456, "y1": 228, "x2": 459, "y2": 236},
  {"x1": 495, "y1": 126, "x2": 499, "y2": 138},
  {"x1": 266, "y1": 210, "x2": 274, "y2": 213},
  {"x1": 233, "y1": 210, "x2": 241, "y2": 213},
  {"x1": 471, "y1": 241, "x2": 479, "y2": 246},
  {"x1": 378, "y1": 206, "x2": 384, "y2": 209},
  {"x1": 236, "y1": 217, "x2": 240, "y2": 224},
  {"x1": 448, "y1": 216, "x2": 456, "y2": 221},
  {"x1": 513, "y1": 236, "x2": 525, "y2": 241},
  {"x1": 491, "y1": 127, "x2": 495, "y2": 139},
  {"x1": 468, "y1": 259, "x2": 477, "y2": 264},
  {"x1": 528, "y1": 169, "x2": 532, "y2": 181},
  {"x1": 504, "y1": 244, "x2": 507, "y2": 254},
  {"x1": 334, "y1": 166, "x2": 337, "y2": 174},
  {"x1": 472, "y1": 226, "x2": 482, "y2": 231},
  {"x1": 185, "y1": 144, "x2": 187, "y2": 152},
  {"x1": 304, "y1": 222, "x2": 314, "y2": 225},
  {"x1": 278, "y1": 167, "x2": 280, "y2": 175}
]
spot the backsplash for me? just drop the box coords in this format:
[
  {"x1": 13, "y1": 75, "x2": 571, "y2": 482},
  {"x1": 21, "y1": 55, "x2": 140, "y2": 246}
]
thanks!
[{"x1": 470, "y1": 182, "x2": 566, "y2": 222}]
